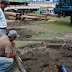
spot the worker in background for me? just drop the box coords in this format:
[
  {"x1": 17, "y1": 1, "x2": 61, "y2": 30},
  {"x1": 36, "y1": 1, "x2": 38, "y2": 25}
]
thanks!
[
  {"x1": 0, "y1": 30, "x2": 19, "y2": 72},
  {"x1": 0, "y1": 0, "x2": 9, "y2": 36},
  {"x1": 55, "y1": 63, "x2": 68, "y2": 72}
]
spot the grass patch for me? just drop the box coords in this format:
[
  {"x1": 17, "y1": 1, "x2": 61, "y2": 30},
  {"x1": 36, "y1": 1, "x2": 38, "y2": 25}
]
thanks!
[
  {"x1": 23, "y1": 16, "x2": 72, "y2": 39},
  {"x1": 14, "y1": 40, "x2": 41, "y2": 48},
  {"x1": 9, "y1": 16, "x2": 72, "y2": 40}
]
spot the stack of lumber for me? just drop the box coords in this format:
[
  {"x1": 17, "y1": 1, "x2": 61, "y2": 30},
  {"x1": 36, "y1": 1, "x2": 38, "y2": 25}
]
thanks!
[
  {"x1": 4, "y1": 12, "x2": 16, "y2": 16},
  {"x1": 20, "y1": 15, "x2": 40, "y2": 20},
  {"x1": 27, "y1": 13, "x2": 47, "y2": 20},
  {"x1": 4, "y1": 12, "x2": 47, "y2": 20},
  {"x1": 4, "y1": 12, "x2": 21, "y2": 20}
]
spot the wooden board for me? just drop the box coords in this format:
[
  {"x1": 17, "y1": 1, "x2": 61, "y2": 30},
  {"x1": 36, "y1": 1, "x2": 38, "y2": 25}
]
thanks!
[
  {"x1": 4, "y1": 12, "x2": 16, "y2": 16},
  {"x1": 8, "y1": 16, "x2": 16, "y2": 20},
  {"x1": 48, "y1": 20, "x2": 60, "y2": 22},
  {"x1": 26, "y1": 13, "x2": 47, "y2": 20},
  {"x1": 20, "y1": 15, "x2": 40, "y2": 20}
]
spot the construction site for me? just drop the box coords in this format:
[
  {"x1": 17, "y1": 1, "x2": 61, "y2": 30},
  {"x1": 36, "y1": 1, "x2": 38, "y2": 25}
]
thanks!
[
  {"x1": 1, "y1": 0, "x2": 72, "y2": 72},
  {"x1": 7, "y1": 15, "x2": 72, "y2": 72}
]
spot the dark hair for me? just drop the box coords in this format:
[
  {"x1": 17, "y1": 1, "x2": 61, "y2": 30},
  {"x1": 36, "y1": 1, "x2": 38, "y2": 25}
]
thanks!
[
  {"x1": 56, "y1": 63, "x2": 62, "y2": 69},
  {"x1": 1, "y1": 1, "x2": 6, "y2": 5},
  {"x1": 1, "y1": 0, "x2": 9, "y2": 6},
  {"x1": 57, "y1": 65, "x2": 62, "y2": 69}
]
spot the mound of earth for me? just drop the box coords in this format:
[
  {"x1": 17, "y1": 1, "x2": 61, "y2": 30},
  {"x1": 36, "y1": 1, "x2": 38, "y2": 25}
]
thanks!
[
  {"x1": 12, "y1": 40, "x2": 72, "y2": 72},
  {"x1": 7, "y1": 28, "x2": 43, "y2": 40}
]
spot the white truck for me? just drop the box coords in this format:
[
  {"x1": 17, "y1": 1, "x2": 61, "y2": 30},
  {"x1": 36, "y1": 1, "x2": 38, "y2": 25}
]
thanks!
[{"x1": 4, "y1": 0, "x2": 40, "y2": 14}]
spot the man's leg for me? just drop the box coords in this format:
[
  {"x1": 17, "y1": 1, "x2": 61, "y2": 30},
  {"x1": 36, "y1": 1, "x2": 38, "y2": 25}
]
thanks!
[{"x1": 0, "y1": 57, "x2": 13, "y2": 72}]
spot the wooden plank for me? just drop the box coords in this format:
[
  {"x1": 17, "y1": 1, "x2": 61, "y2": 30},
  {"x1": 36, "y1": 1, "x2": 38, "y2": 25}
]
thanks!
[
  {"x1": 26, "y1": 13, "x2": 47, "y2": 20},
  {"x1": 4, "y1": 12, "x2": 16, "y2": 16},
  {"x1": 20, "y1": 15, "x2": 40, "y2": 19},
  {"x1": 48, "y1": 20, "x2": 60, "y2": 22},
  {"x1": 27, "y1": 13, "x2": 46, "y2": 17},
  {"x1": 8, "y1": 16, "x2": 16, "y2": 20}
]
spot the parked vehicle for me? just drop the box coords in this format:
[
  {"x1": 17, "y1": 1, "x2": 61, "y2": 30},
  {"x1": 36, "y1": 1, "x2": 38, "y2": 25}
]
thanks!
[
  {"x1": 54, "y1": 0, "x2": 72, "y2": 24},
  {"x1": 5, "y1": 0, "x2": 40, "y2": 14}
]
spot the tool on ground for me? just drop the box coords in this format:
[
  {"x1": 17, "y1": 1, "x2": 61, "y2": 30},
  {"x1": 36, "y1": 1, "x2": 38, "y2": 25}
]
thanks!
[{"x1": 13, "y1": 47, "x2": 26, "y2": 72}]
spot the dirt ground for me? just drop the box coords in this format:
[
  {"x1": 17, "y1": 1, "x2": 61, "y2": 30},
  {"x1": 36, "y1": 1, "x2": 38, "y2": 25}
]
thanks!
[
  {"x1": 16, "y1": 40, "x2": 72, "y2": 72},
  {"x1": 7, "y1": 20, "x2": 72, "y2": 72}
]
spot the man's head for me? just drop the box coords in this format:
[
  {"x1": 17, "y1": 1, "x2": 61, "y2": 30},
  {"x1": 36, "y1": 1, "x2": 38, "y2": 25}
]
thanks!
[
  {"x1": 8, "y1": 30, "x2": 20, "y2": 42},
  {"x1": 55, "y1": 63, "x2": 62, "y2": 69},
  {"x1": 0, "y1": 0, "x2": 9, "y2": 9}
]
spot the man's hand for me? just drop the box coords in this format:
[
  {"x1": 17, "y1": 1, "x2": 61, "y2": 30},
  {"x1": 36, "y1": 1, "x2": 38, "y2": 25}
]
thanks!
[
  {"x1": 13, "y1": 52, "x2": 16, "y2": 56},
  {"x1": 6, "y1": 52, "x2": 16, "y2": 58},
  {"x1": 12, "y1": 42, "x2": 15, "y2": 47}
]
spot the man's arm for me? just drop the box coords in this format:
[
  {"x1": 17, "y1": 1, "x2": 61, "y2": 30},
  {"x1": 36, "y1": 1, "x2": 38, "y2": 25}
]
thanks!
[{"x1": 6, "y1": 41, "x2": 16, "y2": 58}]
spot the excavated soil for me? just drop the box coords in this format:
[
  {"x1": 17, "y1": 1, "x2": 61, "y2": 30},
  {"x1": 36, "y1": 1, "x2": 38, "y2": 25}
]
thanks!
[
  {"x1": 7, "y1": 28, "x2": 43, "y2": 40},
  {"x1": 7, "y1": 20, "x2": 72, "y2": 72},
  {"x1": 15, "y1": 40, "x2": 72, "y2": 72},
  {"x1": 7, "y1": 20, "x2": 43, "y2": 40}
]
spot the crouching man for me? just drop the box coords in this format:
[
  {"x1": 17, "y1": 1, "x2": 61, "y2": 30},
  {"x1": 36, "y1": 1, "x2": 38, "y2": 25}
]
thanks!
[
  {"x1": 0, "y1": 30, "x2": 19, "y2": 72},
  {"x1": 55, "y1": 63, "x2": 68, "y2": 72}
]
